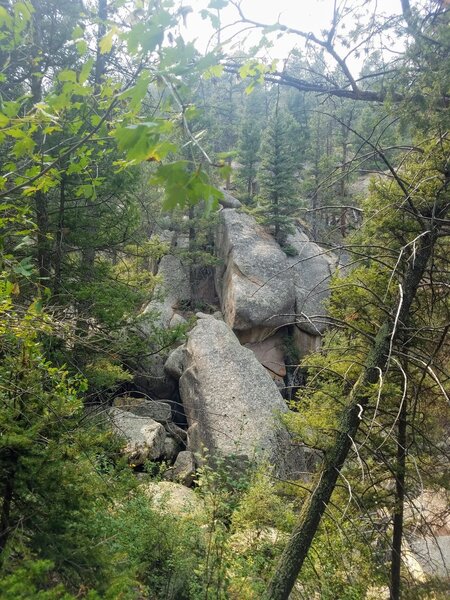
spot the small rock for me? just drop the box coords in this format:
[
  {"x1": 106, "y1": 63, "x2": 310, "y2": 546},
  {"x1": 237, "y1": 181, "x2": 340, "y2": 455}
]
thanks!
[
  {"x1": 163, "y1": 435, "x2": 180, "y2": 462},
  {"x1": 169, "y1": 313, "x2": 187, "y2": 328},
  {"x1": 172, "y1": 451, "x2": 196, "y2": 487},
  {"x1": 113, "y1": 397, "x2": 172, "y2": 423},
  {"x1": 108, "y1": 408, "x2": 166, "y2": 465},
  {"x1": 142, "y1": 481, "x2": 204, "y2": 517},
  {"x1": 164, "y1": 345, "x2": 186, "y2": 380},
  {"x1": 165, "y1": 421, "x2": 188, "y2": 443},
  {"x1": 195, "y1": 311, "x2": 213, "y2": 320}
]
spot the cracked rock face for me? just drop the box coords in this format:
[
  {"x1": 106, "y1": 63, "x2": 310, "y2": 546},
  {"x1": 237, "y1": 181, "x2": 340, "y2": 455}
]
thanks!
[{"x1": 178, "y1": 315, "x2": 304, "y2": 478}]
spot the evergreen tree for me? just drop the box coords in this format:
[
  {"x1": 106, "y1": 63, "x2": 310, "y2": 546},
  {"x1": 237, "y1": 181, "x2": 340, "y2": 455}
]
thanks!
[
  {"x1": 236, "y1": 119, "x2": 261, "y2": 203},
  {"x1": 235, "y1": 88, "x2": 266, "y2": 202},
  {"x1": 258, "y1": 107, "x2": 300, "y2": 245}
]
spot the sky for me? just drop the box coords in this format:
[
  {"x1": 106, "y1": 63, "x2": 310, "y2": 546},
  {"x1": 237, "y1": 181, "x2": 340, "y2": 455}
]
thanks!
[{"x1": 181, "y1": 0, "x2": 404, "y2": 72}]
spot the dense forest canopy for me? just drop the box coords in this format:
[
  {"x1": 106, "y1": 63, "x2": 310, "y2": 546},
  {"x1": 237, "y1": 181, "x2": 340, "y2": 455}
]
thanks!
[{"x1": 0, "y1": 1, "x2": 448, "y2": 599}]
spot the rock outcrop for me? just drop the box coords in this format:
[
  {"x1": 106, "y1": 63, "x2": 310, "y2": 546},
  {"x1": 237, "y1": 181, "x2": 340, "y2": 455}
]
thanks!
[
  {"x1": 141, "y1": 254, "x2": 191, "y2": 330},
  {"x1": 178, "y1": 315, "x2": 303, "y2": 477},
  {"x1": 214, "y1": 209, "x2": 337, "y2": 376},
  {"x1": 121, "y1": 207, "x2": 336, "y2": 482},
  {"x1": 215, "y1": 209, "x2": 295, "y2": 336},
  {"x1": 133, "y1": 254, "x2": 190, "y2": 398},
  {"x1": 286, "y1": 228, "x2": 337, "y2": 335},
  {"x1": 219, "y1": 188, "x2": 242, "y2": 209}
]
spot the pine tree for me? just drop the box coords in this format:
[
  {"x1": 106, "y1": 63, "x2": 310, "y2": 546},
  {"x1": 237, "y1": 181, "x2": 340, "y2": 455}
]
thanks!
[
  {"x1": 236, "y1": 119, "x2": 261, "y2": 203},
  {"x1": 258, "y1": 107, "x2": 299, "y2": 245},
  {"x1": 235, "y1": 89, "x2": 266, "y2": 203}
]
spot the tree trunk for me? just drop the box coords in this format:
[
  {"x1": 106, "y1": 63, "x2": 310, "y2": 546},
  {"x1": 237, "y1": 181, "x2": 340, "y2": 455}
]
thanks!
[
  {"x1": 265, "y1": 229, "x2": 437, "y2": 600},
  {"x1": 94, "y1": 0, "x2": 108, "y2": 88},
  {"x1": 53, "y1": 175, "x2": 66, "y2": 295},
  {"x1": 0, "y1": 450, "x2": 18, "y2": 559},
  {"x1": 35, "y1": 191, "x2": 51, "y2": 281},
  {"x1": 31, "y1": 1, "x2": 51, "y2": 281},
  {"x1": 339, "y1": 122, "x2": 350, "y2": 237},
  {"x1": 390, "y1": 396, "x2": 408, "y2": 600},
  {"x1": 74, "y1": 0, "x2": 108, "y2": 364}
]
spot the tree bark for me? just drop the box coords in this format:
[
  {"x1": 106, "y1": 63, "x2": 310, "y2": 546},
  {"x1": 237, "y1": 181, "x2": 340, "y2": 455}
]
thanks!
[
  {"x1": 53, "y1": 175, "x2": 66, "y2": 295},
  {"x1": 74, "y1": 0, "x2": 108, "y2": 363},
  {"x1": 31, "y1": 1, "x2": 51, "y2": 281},
  {"x1": 390, "y1": 395, "x2": 408, "y2": 600},
  {"x1": 0, "y1": 450, "x2": 18, "y2": 559},
  {"x1": 94, "y1": 0, "x2": 108, "y2": 88},
  {"x1": 265, "y1": 229, "x2": 437, "y2": 600}
]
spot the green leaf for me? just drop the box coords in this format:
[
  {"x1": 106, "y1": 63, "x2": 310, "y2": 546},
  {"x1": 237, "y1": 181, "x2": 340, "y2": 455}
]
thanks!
[
  {"x1": 3, "y1": 101, "x2": 21, "y2": 118},
  {"x1": 58, "y1": 69, "x2": 77, "y2": 83},
  {"x1": 79, "y1": 58, "x2": 94, "y2": 84},
  {"x1": 126, "y1": 22, "x2": 145, "y2": 54},
  {"x1": 13, "y1": 137, "x2": 35, "y2": 158},
  {"x1": 76, "y1": 39, "x2": 88, "y2": 55},
  {"x1": 114, "y1": 124, "x2": 160, "y2": 162},
  {"x1": 142, "y1": 24, "x2": 164, "y2": 53},
  {"x1": 13, "y1": 256, "x2": 34, "y2": 277},
  {"x1": 239, "y1": 61, "x2": 257, "y2": 79},
  {"x1": 71, "y1": 25, "x2": 84, "y2": 40},
  {"x1": 99, "y1": 27, "x2": 117, "y2": 54},
  {"x1": 245, "y1": 82, "x2": 256, "y2": 95},
  {"x1": 118, "y1": 71, "x2": 150, "y2": 113},
  {"x1": 146, "y1": 141, "x2": 177, "y2": 161},
  {"x1": 0, "y1": 6, "x2": 13, "y2": 28},
  {"x1": 151, "y1": 162, "x2": 223, "y2": 211},
  {"x1": 203, "y1": 64, "x2": 224, "y2": 80}
]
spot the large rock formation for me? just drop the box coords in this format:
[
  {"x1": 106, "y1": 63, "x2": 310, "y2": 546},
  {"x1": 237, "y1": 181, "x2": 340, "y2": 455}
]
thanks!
[
  {"x1": 242, "y1": 331, "x2": 287, "y2": 382},
  {"x1": 141, "y1": 254, "x2": 191, "y2": 330},
  {"x1": 219, "y1": 188, "x2": 242, "y2": 209},
  {"x1": 132, "y1": 254, "x2": 190, "y2": 398},
  {"x1": 177, "y1": 314, "x2": 304, "y2": 477},
  {"x1": 286, "y1": 228, "x2": 337, "y2": 335},
  {"x1": 213, "y1": 208, "x2": 337, "y2": 380},
  {"x1": 215, "y1": 209, "x2": 295, "y2": 336}
]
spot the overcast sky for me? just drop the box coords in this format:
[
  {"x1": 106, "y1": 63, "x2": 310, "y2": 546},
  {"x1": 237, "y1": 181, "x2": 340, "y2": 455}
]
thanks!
[{"x1": 182, "y1": 0, "x2": 404, "y2": 70}]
